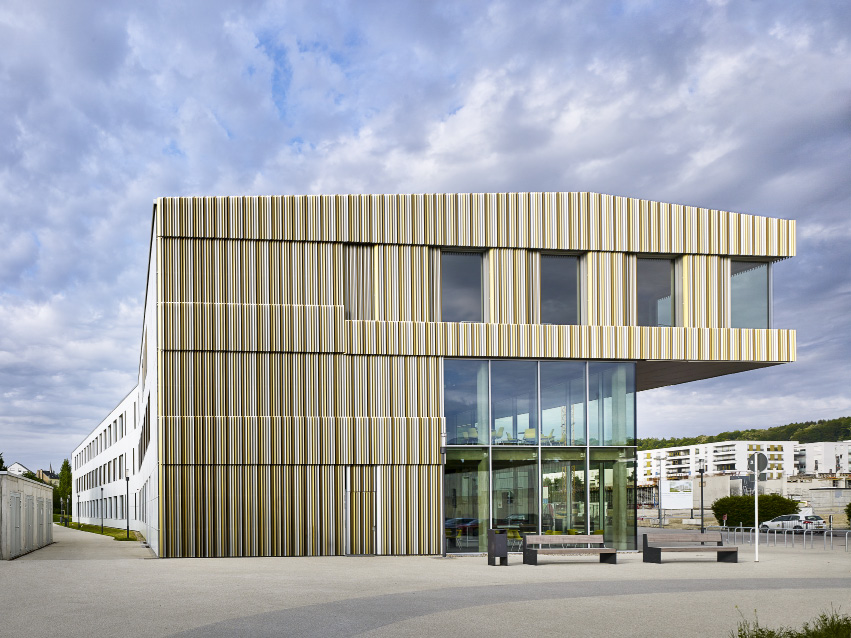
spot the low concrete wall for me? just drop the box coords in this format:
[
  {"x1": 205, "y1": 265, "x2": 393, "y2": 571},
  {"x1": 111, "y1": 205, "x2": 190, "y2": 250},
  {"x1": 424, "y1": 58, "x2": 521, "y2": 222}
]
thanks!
[{"x1": 0, "y1": 472, "x2": 55, "y2": 559}]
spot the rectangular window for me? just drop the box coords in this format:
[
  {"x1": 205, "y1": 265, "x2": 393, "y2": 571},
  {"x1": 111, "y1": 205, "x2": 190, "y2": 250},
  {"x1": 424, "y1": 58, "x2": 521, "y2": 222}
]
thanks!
[
  {"x1": 444, "y1": 359, "x2": 489, "y2": 445},
  {"x1": 540, "y1": 361, "x2": 586, "y2": 446},
  {"x1": 492, "y1": 448, "x2": 539, "y2": 534},
  {"x1": 444, "y1": 448, "x2": 489, "y2": 553},
  {"x1": 491, "y1": 361, "x2": 538, "y2": 445},
  {"x1": 441, "y1": 252, "x2": 483, "y2": 322},
  {"x1": 542, "y1": 448, "x2": 586, "y2": 533},
  {"x1": 731, "y1": 260, "x2": 769, "y2": 328},
  {"x1": 636, "y1": 258, "x2": 673, "y2": 327},
  {"x1": 590, "y1": 447, "x2": 636, "y2": 550},
  {"x1": 540, "y1": 255, "x2": 579, "y2": 324},
  {"x1": 588, "y1": 362, "x2": 635, "y2": 446}
]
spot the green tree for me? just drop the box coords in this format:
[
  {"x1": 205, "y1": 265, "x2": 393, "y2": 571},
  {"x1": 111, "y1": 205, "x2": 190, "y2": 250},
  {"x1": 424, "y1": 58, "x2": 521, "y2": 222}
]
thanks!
[
  {"x1": 58, "y1": 459, "x2": 72, "y2": 511},
  {"x1": 0, "y1": 452, "x2": 6, "y2": 471},
  {"x1": 711, "y1": 493, "x2": 798, "y2": 527},
  {"x1": 845, "y1": 501, "x2": 851, "y2": 527}
]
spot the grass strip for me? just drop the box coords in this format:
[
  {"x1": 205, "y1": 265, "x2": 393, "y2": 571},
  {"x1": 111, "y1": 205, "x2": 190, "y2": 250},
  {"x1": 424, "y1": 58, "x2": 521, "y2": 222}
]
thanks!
[{"x1": 57, "y1": 520, "x2": 138, "y2": 542}]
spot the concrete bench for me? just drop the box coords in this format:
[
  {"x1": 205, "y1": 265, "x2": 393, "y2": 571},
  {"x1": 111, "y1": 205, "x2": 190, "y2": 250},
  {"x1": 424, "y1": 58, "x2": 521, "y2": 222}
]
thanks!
[
  {"x1": 642, "y1": 531, "x2": 738, "y2": 563},
  {"x1": 522, "y1": 534, "x2": 617, "y2": 565}
]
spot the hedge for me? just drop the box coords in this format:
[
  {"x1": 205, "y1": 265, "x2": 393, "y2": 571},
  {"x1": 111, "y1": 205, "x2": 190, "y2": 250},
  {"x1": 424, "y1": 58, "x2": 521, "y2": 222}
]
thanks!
[{"x1": 711, "y1": 494, "x2": 798, "y2": 527}]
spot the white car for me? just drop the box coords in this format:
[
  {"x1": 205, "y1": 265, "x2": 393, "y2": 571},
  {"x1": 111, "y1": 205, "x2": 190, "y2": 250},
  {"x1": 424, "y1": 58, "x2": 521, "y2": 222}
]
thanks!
[{"x1": 759, "y1": 514, "x2": 826, "y2": 532}]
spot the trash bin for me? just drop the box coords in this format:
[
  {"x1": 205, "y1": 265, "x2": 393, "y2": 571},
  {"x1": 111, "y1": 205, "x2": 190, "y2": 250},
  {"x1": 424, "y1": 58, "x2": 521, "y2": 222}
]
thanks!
[{"x1": 487, "y1": 529, "x2": 508, "y2": 566}]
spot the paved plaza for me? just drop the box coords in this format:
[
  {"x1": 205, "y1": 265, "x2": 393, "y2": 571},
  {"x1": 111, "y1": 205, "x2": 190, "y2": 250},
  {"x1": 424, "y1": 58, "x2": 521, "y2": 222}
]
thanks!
[{"x1": 1, "y1": 525, "x2": 849, "y2": 637}]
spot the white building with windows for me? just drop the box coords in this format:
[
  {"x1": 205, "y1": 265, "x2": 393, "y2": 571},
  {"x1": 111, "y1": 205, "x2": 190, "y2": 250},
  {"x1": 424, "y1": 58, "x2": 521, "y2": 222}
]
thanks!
[
  {"x1": 794, "y1": 441, "x2": 851, "y2": 476},
  {"x1": 639, "y1": 440, "x2": 796, "y2": 484},
  {"x1": 6, "y1": 462, "x2": 32, "y2": 477},
  {"x1": 71, "y1": 386, "x2": 159, "y2": 546}
]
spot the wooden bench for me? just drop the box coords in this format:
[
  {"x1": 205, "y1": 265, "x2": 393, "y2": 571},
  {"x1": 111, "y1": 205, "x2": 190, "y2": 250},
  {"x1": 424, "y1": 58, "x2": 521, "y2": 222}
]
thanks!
[
  {"x1": 642, "y1": 532, "x2": 738, "y2": 563},
  {"x1": 522, "y1": 534, "x2": 617, "y2": 565}
]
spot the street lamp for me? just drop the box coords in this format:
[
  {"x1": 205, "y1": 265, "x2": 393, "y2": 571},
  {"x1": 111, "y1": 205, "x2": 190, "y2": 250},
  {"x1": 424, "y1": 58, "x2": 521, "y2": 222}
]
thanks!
[
  {"x1": 697, "y1": 458, "x2": 706, "y2": 533},
  {"x1": 100, "y1": 486, "x2": 104, "y2": 535},
  {"x1": 125, "y1": 469, "x2": 130, "y2": 540}
]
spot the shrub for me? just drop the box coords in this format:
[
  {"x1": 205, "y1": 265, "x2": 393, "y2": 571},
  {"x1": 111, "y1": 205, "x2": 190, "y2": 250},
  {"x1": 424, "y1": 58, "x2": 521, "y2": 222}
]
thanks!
[
  {"x1": 732, "y1": 608, "x2": 851, "y2": 638},
  {"x1": 711, "y1": 494, "x2": 799, "y2": 527},
  {"x1": 845, "y1": 501, "x2": 851, "y2": 527}
]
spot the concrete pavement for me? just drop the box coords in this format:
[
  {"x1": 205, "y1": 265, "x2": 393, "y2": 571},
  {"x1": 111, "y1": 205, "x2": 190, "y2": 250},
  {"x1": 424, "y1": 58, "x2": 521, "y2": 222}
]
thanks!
[{"x1": 0, "y1": 524, "x2": 849, "y2": 637}]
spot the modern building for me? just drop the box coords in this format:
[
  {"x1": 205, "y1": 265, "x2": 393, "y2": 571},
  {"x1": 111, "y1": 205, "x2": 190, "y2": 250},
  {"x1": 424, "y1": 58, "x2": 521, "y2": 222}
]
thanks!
[
  {"x1": 72, "y1": 192, "x2": 796, "y2": 556},
  {"x1": 639, "y1": 440, "x2": 797, "y2": 484},
  {"x1": 795, "y1": 441, "x2": 851, "y2": 476}
]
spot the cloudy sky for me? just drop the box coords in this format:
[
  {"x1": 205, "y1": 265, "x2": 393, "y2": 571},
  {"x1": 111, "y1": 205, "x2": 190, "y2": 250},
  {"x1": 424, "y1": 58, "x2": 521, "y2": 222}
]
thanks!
[{"x1": 1, "y1": 0, "x2": 849, "y2": 471}]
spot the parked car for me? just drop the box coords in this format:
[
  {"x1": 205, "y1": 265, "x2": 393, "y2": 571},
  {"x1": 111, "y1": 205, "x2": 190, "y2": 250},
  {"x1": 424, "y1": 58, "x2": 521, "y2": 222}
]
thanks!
[{"x1": 759, "y1": 514, "x2": 826, "y2": 532}]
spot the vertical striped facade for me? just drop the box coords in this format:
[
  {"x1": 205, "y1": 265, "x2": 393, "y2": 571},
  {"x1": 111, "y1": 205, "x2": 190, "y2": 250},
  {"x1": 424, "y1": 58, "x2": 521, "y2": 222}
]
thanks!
[{"x1": 74, "y1": 192, "x2": 796, "y2": 557}]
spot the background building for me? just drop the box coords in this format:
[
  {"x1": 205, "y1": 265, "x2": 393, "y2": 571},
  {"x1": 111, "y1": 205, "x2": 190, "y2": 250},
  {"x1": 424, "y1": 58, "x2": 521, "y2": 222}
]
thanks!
[
  {"x1": 639, "y1": 440, "x2": 796, "y2": 484},
  {"x1": 795, "y1": 441, "x2": 851, "y2": 476},
  {"x1": 72, "y1": 192, "x2": 795, "y2": 557}
]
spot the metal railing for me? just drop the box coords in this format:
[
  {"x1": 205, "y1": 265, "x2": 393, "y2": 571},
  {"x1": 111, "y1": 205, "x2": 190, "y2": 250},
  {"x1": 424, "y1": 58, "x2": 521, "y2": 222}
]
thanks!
[{"x1": 706, "y1": 526, "x2": 850, "y2": 551}]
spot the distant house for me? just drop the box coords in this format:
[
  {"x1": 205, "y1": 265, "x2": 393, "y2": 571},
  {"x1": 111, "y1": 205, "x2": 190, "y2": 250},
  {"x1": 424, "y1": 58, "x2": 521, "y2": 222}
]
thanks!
[
  {"x1": 6, "y1": 462, "x2": 32, "y2": 477},
  {"x1": 37, "y1": 468, "x2": 59, "y2": 486}
]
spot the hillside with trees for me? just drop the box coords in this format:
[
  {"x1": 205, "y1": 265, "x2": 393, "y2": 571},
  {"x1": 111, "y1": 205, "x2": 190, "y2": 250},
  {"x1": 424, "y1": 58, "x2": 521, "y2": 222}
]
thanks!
[{"x1": 637, "y1": 416, "x2": 851, "y2": 451}]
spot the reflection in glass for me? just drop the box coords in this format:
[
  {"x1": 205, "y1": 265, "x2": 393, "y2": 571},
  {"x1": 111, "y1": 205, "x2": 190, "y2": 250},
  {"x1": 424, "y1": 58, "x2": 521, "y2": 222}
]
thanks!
[
  {"x1": 444, "y1": 359, "x2": 489, "y2": 445},
  {"x1": 491, "y1": 361, "x2": 538, "y2": 445},
  {"x1": 540, "y1": 255, "x2": 579, "y2": 325},
  {"x1": 636, "y1": 258, "x2": 673, "y2": 327},
  {"x1": 731, "y1": 261, "x2": 769, "y2": 329},
  {"x1": 540, "y1": 361, "x2": 586, "y2": 446},
  {"x1": 589, "y1": 448, "x2": 636, "y2": 550},
  {"x1": 588, "y1": 362, "x2": 635, "y2": 446},
  {"x1": 444, "y1": 448, "x2": 489, "y2": 553},
  {"x1": 542, "y1": 449, "x2": 586, "y2": 533},
  {"x1": 492, "y1": 449, "x2": 539, "y2": 537},
  {"x1": 441, "y1": 252, "x2": 483, "y2": 322}
]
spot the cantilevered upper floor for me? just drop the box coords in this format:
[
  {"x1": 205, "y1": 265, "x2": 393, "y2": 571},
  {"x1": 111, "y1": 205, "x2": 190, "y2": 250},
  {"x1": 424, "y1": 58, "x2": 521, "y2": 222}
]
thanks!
[{"x1": 151, "y1": 192, "x2": 795, "y2": 391}]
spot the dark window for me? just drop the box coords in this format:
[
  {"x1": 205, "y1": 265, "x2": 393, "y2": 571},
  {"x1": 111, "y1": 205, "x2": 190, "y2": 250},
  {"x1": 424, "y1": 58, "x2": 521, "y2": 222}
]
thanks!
[
  {"x1": 441, "y1": 252, "x2": 483, "y2": 322},
  {"x1": 636, "y1": 258, "x2": 673, "y2": 327},
  {"x1": 540, "y1": 255, "x2": 579, "y2": 324}
]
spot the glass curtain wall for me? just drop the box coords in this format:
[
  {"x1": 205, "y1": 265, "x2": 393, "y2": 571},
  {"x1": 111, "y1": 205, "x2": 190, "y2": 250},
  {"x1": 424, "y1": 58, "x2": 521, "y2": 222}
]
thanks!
[
  {"x1": 443, "y1": 359, "x2": 637, "y2": 553},
  {"x1": 731, "y1": 261, "x2": 769, "y2": 328}
]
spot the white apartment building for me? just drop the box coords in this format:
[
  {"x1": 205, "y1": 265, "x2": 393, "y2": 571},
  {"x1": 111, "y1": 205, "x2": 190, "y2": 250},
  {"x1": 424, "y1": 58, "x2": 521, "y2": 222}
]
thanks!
[
  {"x1": 639, "y1": 440, "x2": 796, "y2": 485},
  {"x1": 794, "y1": 441, "x2": 851, "y2": 476}
]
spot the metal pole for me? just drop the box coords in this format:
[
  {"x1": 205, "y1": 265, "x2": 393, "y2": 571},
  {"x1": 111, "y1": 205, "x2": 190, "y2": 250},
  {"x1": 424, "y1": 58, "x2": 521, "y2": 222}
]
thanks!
[
  {"x1": 699, "y1": 466, "x2": 705, "y2": 533},
  {"x1": 126, "y1": 474, "x2": 130, "y2": 540},
  {"x1": 753, "y1": 453, "x2": 759, "y2": 563},
  {"x1": 100, "y1": 486, "x2": 104, "y2": 535}
]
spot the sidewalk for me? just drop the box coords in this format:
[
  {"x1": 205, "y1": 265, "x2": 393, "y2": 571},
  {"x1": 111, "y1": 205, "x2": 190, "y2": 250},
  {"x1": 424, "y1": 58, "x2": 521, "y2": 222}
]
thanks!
[{"x1": 1, "y1": 524, "x2": 848, "y2": 638}]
